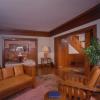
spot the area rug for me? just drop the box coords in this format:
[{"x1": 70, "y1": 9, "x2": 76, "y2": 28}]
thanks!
[{"x1": 6, "y1": 74, "x2": 60, "y2": 100}]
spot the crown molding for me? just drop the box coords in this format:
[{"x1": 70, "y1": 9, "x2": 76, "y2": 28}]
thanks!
[{"x1": 0, "y1": 28, "x2": 50, "y2": 37}]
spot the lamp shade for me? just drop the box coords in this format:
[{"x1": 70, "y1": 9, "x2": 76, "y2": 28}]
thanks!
[{"x1": 42, "y1": 46, "x2": 50, "y2": 52}]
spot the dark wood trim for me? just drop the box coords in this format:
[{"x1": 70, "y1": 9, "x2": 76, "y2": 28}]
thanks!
[
  {"x1": 50, "y1": 4, "x2": 100, "y2": 36},
  {"x1": 2, "y1": 39, "x2": 4, "y2": 67},
  {"x1": 3, "y1": 38, "x2": 38, "y2": 41},
  {"x1": 54, "y1": 37, "x2": 60, "y2": 67},
  {"x1": 0, "y1": 29, "x2": 50, "y2": 37},
  {"x1": 3, "y1": 38, "x2": 38, "y2": 67},
  {"x1": 56, "y1": 25, "x2": 97, "y2": 39}
]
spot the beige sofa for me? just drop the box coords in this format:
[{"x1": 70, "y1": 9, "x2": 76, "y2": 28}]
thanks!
[{"x1": 0, "y1": 64, "x2": 35, "y2": 99}]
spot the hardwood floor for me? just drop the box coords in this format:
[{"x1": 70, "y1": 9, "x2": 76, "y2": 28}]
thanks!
[{"x1": 37, "y1": 64, "x2": 56, "y2": 75}]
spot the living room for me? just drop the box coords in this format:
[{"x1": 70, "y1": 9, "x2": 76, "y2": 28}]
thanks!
[{"x1": 0, "y1": 0, "x2": 100, "y2": 100}]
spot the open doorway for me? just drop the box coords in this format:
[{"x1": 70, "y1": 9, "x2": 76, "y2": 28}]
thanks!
[
  {"x1": 54, "y1": 25, "x2": 96, "y2": 75},
  {"x1": 3, "y1": 38, "x2": 38, "y2": 67}
]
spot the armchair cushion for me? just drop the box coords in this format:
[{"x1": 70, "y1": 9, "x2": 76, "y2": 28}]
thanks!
[
  {"x1": 2, "y1": 67, "x2": 14, "y2": 79},
  {"x1": 14, "y1": 65, "x2": 24, "y2": 76}
]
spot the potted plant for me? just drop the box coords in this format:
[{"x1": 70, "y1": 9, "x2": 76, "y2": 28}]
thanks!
[{"x1": 84, "y1": 37, "x2": 100, "y2": 66}]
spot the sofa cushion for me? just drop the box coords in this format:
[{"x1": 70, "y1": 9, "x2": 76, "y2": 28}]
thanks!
[
  {"x1": 0, "y1": 69, "x2": 2, "y2": 80},
  {"x1": 2, "y1": 67, "x2": 14, "y2": 79},
  {"x1": 14, "y1": 65, "x2": 24, "y2": 76},
  {"x1": 0, "y1": 74, "x2": 32, "y2": 93}
]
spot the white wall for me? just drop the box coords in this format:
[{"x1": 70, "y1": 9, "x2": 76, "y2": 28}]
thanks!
[
  {"x1": 49, "y1": 37, "x2": 54, "y2": 63},
  {"x1": 0, "y1": 34, "x2": 53, "y2": 66}
]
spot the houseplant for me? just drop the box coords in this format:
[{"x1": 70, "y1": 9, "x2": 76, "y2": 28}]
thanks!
[{"x1": 84, "y1": 37, "x2": 100, "y2": 65}]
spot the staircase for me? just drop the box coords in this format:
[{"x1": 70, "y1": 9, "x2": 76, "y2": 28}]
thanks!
[{"x1": 67, "y1": 35, "x2": 84, "y2": 55}]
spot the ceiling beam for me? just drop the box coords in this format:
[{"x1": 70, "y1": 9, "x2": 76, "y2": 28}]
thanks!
[
  {"x1": 0, "y1": 29, "x2": 50, "y2": 37},
  {"x1": 50, "y1": 4, "x2": 100, "y2": 36}
]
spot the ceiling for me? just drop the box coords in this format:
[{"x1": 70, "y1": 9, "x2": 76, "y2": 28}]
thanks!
[{"x1": 0, "y1": 0, "x2": 100, "y2": 32}]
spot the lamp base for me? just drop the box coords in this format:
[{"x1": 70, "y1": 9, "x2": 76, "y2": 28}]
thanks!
[{"x1": 44, "y1": 52, "x2": 48, "y2": 59}]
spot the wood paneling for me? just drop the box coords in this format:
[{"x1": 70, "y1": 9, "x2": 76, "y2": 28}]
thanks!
[
  {"x1": 84, "y1": 31, "x2": 93, "y2": 76},
  {"x1": 50, "y1": 4, "x2": 100, "y2": 36},
  {"x1": 0, "y1": 29, "x2": 50, "y2": 37},
  {"x1": 54, "y1": 37, "x2": 85, "y2": 68},
  {"x1": 54, "y1": 37, "x2": 68, "y2": 68},
  {"x1": 66, "y1": 54, "x2": 85, "y2": 68},
  {"x1": 54, "y1": 25, "x2": 97, "y2": 75}
]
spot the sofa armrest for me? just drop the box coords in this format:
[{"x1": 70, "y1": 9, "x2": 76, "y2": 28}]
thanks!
[
  {"x1": 23, "y1": 65, "x2": 36, "y2": 88},
  {"x1": 23, "y1": 65, "x2": 36, "y2": 78}
]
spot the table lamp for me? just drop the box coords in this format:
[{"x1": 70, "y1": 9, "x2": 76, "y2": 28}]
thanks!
[{"x1": 42, "y1": 46, "x2": 50, "y2": 59}]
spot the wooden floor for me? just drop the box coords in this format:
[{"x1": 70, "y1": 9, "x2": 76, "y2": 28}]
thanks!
[{"x1": 37, "y1": 64, "x2": 56, "y2": 75}]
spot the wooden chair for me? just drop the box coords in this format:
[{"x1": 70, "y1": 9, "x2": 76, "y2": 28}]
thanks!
[
  {"x1": 56, "y1": 68, "x2": 86, "y2": 83},
  {"x1": 58, "y1": 67, "x2": 100, "y2": 100}
]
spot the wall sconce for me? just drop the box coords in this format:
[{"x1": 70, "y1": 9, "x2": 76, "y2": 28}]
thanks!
[{"x1": 42, "y1": 46, "x2": 50, "y2": 58}]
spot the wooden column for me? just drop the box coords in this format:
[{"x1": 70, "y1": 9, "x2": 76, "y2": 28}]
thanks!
[
  {"x1": 54, "y1": 38, "x2": 67, "y2": 68},
  {"x1": 84, "y1": 31, "x2": 92, "y2": 76}
]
